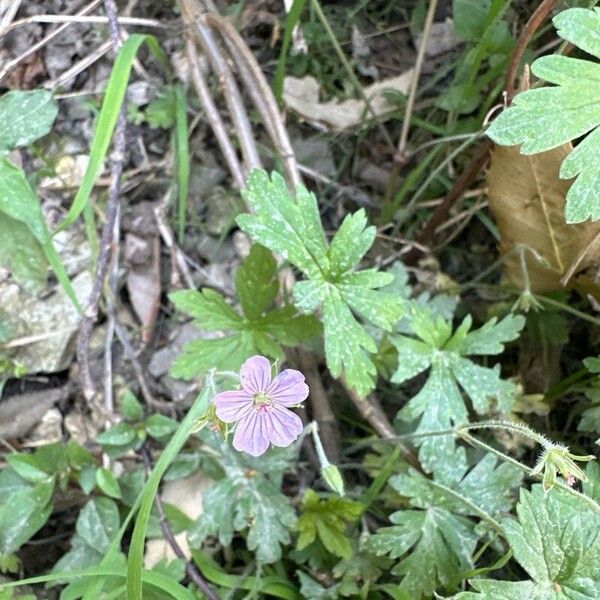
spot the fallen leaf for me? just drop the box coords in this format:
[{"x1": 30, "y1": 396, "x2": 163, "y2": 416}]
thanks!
[
  {"x1": 125, "y1": 203, "x2": 162, "y2": 343},
  {"x1": 487, "y1": 144, "x2": 600, "y2": 293},
  {"x1": 283, "y1": 71, "x2": 413, "y2": 131}
]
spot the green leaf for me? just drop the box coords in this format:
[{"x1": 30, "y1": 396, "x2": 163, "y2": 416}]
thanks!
[
  {"x1": 455, "y1": 485, "x2": 600, "y2": 599},
  {"x1": 145, "y1": 86, "x2": 177, "y2": 129},
  {"x1": 95, "y1": 468, "x2": 122, "y2": 499},
  {"x1": 169, "y1": 333, "x2": 257, "y2": 379},
  {"x1": 170, "y1": 244, "x2": 320, "y2": 379},
  {"x1": 95, "y1": 423, "x2": 137, "y2": 446},
  {"x1": 0, "y1": 90, "x2": 58, "y2": 152},
  {"x1": 188, "y1": 434, "x2": 297, "y2": 564},
  {"x1": 392, "y1": 313, "x2": 524, "y2": 471},
  {"x1": 169, "y1": 289, "x2": 242, "y2": 330},
  {"x1": 121, "y1": 390, "x2": 144, "y2": 422},
  {"x1": 486, "y1": 7, "x2": 600, "y2": 223},
  {"x1": 0, "y1": 158, "x2": 78, "y2": 308},
  {"x1": 0, "y1": 213, "x2": 47, "y2": 291},
  {"x1": 234, "y1": 244, "x2": 279, "y2": 320},
  {"x1": 0, "y1": 470, "x2": 29, "y2": 503},
  {"x1": 237, "y1": 170, "x2": 403, "y2": 396},
  {"x1": 145, "y1": 414, "x2": 179, "y2": 439},
  {"x1": 296, "y1": 490, "x2": 363, "y2": 559},
  {"x1": 6, "y1": 454, "x2": 52, "y2": 484},
  {"x1": 53, "y1": 498, "x2": 120, "y2": 573},
  {"x1": 366, "y1": 451, "x2": 521, "y2": 599},
  {"x1": 0, "y1": 481, "x2": 53, "y2": 554}
]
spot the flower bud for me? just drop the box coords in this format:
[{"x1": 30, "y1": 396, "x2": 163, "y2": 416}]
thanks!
[{"x1": 322, "y1": 464, "x2": 345, "y2": 496}]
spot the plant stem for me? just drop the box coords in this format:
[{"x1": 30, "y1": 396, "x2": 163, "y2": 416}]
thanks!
[
  {"x1": 396, "y1": 0, "x2": 439, "y2": 161},
  {"x1": 427, "y1": 479, "x2": 504, "y2": 534}
]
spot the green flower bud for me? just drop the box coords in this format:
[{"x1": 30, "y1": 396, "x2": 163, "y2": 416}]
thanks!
[
  {"x1": 532, "y1": 444, "x2": 595, "y2": 491},
  {"x1": 322, "y1": 464, "x2": 345, "y2": 496}
]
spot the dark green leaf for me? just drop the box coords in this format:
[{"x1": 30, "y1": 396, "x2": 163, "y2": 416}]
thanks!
[
  {"x1": 95, "y1": 423, "x2": 137, "y2": 446},
  {"x1": 145, "y1": 414, "x2": 179, "y2": 440}
]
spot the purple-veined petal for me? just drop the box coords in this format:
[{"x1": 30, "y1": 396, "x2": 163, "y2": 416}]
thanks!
[
  {"x1": 266, "y1": 405, "x2": 304, "y2": 447},
  {"x1": 268, "y1": 369, "x2": 309, "y2": 406},
  {"x1": 233, "y1": 412, "x2": 270, "y2": 456},
  {"x1": 214, "y1": 390, "x2": 252, "y2": 423},
  {"x1": 240, "y1": 355, "x2": 272, "y2": 394}
]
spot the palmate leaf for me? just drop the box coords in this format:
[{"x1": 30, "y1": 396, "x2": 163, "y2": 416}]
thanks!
[
  {"x1": 391, "y1": 312, "x2": 524, "y2": 472},
  {"x1": 169, "y1": 243, "x2": 320, "y2": 378},
  {"x1": 366, "y1": 451, "x2": 522, "y2": 599},
  {"x1": 487, "y1": 8, "x2": 600, "y2": 223},
  {"x1": 188, "y1": 434, "x2": 296, "y2": 563},
  {"x1": 237, "y1": 170, "x2": 404, "y2": 397},
  {"x1": 296, "y1": 489, "x2": 363, "y2": 560},
  {"x1": 455, "y1": 485, "x2": 600, "y2": 599}
]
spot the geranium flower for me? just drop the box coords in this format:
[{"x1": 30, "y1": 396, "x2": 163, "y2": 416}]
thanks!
[{"x1": 213, "y1": 355, "x2": 308, "y2": 456}]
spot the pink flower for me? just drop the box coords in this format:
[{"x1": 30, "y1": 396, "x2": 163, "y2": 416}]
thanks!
[{"x1": 213, "y1": 355, "x2": 308, "y2": 456}]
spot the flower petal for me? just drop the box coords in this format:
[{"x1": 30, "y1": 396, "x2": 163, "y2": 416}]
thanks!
[
  {"x1": 240, "y1": 355, "x2": 272, "y2": 394},
  {"x1": 233, "y1": 412, "x2": 270, "y2": 456},
  {"x1": 268, "y1": 369, "x2": 309, "y2": 406},
  {"x1": 214, "y1": 390, "x2": 252, "y2": 423},
  {"x1": 266, "y1": 405, "x2": 303, "y2": 448}
]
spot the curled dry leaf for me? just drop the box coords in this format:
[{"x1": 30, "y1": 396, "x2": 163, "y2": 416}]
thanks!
[
  {"x1": 487, "y1": 144, "x2": 600, "y2": 295},
  {"x1": 283, "y1": 71, "x2": 413, "y2": 131}
]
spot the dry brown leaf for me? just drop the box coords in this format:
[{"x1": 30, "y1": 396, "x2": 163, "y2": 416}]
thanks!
[
  {"x1": 283, "y1": 71, "x2": 413, "y2": 131},
  {"x1": 487, "y1": 144, "x2": 600, "y2": 293}
]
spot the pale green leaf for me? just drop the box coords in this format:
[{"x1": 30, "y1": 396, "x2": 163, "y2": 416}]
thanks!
[
  {"x1": 393, "y1": 313, "x2": 523, "y2": 470},
  {"x1": 328, "y1": 209, "x2": 375, "y2": 276},
  {"x1": 0, "y1": 158, "x2": 49, "y2": 242},
  {"x1": 0, "y1": 90, "x2": 58, "y2": 152},
  {"x1": 145, "y1": 414, "x2": 178, "y2": 439},
  {"x1": 0, "y1": 481, "x2": 54, "y2": 554},
  {"x1": 95, "y1": 468, "x2": 122, "y2": 499},
  {"x1": 553, "y1": 6, "x2": 600, "y2": 58},
  {"x1": 237, "y1": 170, "x2": 403, "y2": 397},
  {"x1": 455, "y1": 485, "x2": 600, "y2": 599},
  {"x1": 0, "y1": 212, "x2": 47, "y2": 291}
]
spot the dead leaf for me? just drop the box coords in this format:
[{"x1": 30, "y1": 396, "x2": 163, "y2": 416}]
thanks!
[
  {"x1": 283, "y1": 71, "x2": 413, "y2": 131},
  {"x1": 124, "y1": 203, "x2": 162, "y2": 343},
  {"x1": 487, "y1": 144, "x2": 600, "y2": 293}
]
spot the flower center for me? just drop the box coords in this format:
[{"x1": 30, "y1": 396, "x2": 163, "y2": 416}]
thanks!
[{"x1": 252, "y1": 392, "x2": 273, "y2": 413}]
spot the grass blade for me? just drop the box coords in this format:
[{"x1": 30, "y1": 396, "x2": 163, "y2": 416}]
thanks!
[
  {"x1": 174, "y1": 84, "x2": 190, "y2": 244},
  {"x1": 126, "y1": 387, "x2": 210, "y2": 600},
  {"x1": 55, "y1": 34, "x2": 166, "y2": 233}
]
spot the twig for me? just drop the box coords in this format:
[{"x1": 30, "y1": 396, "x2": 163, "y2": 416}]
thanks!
[
  {"x1": 114, "y1": 322, "x2": 176, "y2": 415},
  {"x1": 0, "y1": 0, "x2": 103, "y2": 83},
  {"x1": 404, "y1": 140, "x2": 492, "y2": 265},
  {"x1": 76, "y1": 0, "x2": 127, "y2": 404},
  {"x1": 0, "y1": 13, "x2": 164, "y2": 36},
  {"x1": 297, "y1": 350, "x2": 341, "y2": 464},
  {"x1": 504, "y1": 0, "x2": 558, "y2": 101},
  {"x1": 342, "y1": 383, "x2": 422, "y2": 472},
  {"x1": 396, "y1": 0, "x2": 439, "y2": 162},
  {"x1": 178, "y1": 0, "x2": 260, "y2": 171},
  {"x1": 201, "y1": 8, "x2": 300, "y2": 187},
  {"x1": 140, "y1": 447, "x2": 219, "y2": 600},
  {"x1": 184, "y1": 37, "x2": 246, "y2": 188}
]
